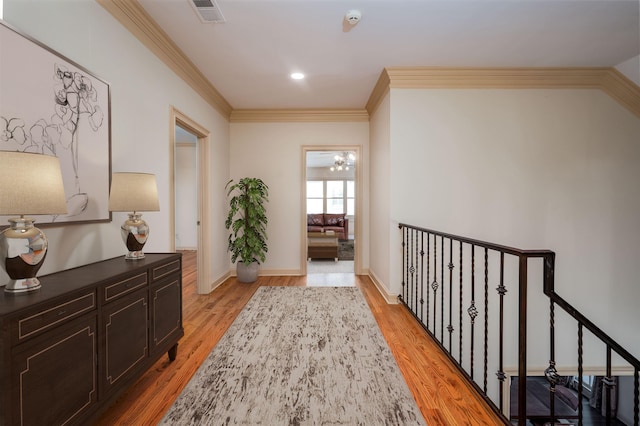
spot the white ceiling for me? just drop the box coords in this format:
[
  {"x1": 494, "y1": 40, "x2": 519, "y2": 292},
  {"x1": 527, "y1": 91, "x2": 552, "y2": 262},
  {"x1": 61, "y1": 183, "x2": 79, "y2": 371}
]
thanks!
[{"x1": 137, "y1": 0, "x2": 639, "y2": 110}]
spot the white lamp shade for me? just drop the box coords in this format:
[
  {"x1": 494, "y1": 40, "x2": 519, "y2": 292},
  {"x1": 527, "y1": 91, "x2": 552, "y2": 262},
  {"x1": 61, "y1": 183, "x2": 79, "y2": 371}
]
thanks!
[
  {"x1": 0, "y1": 151, "x2": 68, "y2": 215},
  {"x1": 109, "y1": 172, "x2": 159, "y2": 212}
]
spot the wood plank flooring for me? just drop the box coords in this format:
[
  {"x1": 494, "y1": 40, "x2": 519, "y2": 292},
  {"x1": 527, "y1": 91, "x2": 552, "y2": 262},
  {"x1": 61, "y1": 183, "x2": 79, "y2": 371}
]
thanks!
[{"x1": 95, "y1": 251, "x2": 504, "y2": 425}]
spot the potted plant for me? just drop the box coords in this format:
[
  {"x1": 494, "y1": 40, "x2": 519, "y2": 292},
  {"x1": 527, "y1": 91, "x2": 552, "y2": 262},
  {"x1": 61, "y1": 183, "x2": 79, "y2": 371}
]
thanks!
[{"x1": 225, "y1": 177, "x2": 269, "y2": 283}]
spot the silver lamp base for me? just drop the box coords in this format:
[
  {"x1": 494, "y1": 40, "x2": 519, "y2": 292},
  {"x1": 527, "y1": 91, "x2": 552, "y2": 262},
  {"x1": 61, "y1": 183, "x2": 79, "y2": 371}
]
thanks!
[
  {"x1": 5, "y1": 277, "x2": 42, "y2": 293},
  {"x1": 0, "y1": 217, "x2": 48, "y2": 294},
  {"x1": 120, "y1": 213, "x2": 149, "y2": 261}
]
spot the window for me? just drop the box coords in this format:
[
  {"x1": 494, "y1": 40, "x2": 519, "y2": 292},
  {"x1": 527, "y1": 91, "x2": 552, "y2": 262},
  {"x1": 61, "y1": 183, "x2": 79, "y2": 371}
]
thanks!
[
  {"x1": 346, "y1": 180, "x2": 355, "y2": 216},
  {"x1": 306, "y1": 181, "x2": 323, "y2": 213},
  {"x1": 306, "y1": 180, "x2": 354, "y2": 215},
  {"x1": 326, "y1": 181, "x2": 344, "y2": 214}
]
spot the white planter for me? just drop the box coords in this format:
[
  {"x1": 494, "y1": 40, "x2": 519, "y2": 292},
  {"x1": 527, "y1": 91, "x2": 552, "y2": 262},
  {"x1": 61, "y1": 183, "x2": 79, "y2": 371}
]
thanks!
[{"x1": 236, "y1": 261, "x2": 259, "y2": 283}]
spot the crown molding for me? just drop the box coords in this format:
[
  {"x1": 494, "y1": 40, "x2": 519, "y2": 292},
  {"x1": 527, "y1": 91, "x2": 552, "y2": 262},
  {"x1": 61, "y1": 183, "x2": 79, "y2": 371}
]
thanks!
[
  {"x1": 365, "y1": 69, "x2": 391, "y2": 117},
  {"x1": 366, "y1": 67, "x2": 640, "y2": 119},
  {"x1": 97, "y1": 0, "x2": 232, "y2": 119},
  {"x1": 385, "y1": 67, "x2": 608, "y2": 89},
  {"x1": 230, "y1": 109, "x2": 369, "y2": 123},
  {"x1": 601, "y1": 68, "x2": 640, "y2": 118}
]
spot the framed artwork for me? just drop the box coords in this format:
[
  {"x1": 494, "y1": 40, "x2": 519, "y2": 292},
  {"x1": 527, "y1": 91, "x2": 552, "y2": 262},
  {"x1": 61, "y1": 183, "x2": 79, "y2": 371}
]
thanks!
[{"x1": 0, "y1": 19, "x2": 111, "y2": 226}]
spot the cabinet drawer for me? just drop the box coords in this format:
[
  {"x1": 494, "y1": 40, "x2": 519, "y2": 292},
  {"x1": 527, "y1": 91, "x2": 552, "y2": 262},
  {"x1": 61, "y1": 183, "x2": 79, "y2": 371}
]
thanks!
[
  {"x1": 16, "y1": 291, "x2": 96, "y2": 343},
  {"x1": 103, "y1": 272, "x2": 148, "y2": 303},
  {"x1": 151, "y1": 259, "x2": 181, "y2": 282}
]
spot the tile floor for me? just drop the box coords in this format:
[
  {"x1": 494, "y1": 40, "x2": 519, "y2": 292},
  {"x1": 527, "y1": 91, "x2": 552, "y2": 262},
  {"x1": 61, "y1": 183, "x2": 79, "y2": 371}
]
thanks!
[{"x1": 306, "y1": 260, "x2": 355, "y2": 286}]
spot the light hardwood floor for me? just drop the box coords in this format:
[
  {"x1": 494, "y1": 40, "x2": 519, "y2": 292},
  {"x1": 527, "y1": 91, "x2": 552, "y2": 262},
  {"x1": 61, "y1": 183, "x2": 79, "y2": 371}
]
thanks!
[{"x1": 95, "y1": 251, "x2": 505, "y2": 425}]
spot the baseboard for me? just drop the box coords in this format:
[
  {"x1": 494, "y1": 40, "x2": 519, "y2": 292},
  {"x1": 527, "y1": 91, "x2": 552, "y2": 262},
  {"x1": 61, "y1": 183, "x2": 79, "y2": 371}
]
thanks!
[
  {"x1": 368, "y1": 271, "x2": 399, "y2": 304},
  {"x1": 209, "y1": 272, "x2": 231, "y2": 293},
  {"x1": 261, "y1": 268, "x2": 302, "y2": 276},
  {"x1": 229, "y1": 268, "x2": 303, "y2": 277}
]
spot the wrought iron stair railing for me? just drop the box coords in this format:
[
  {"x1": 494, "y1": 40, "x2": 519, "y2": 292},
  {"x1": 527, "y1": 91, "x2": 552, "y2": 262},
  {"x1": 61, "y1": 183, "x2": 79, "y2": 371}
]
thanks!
[{"x1": 399, "y1": 223, "x2": 639, "y2": 426}]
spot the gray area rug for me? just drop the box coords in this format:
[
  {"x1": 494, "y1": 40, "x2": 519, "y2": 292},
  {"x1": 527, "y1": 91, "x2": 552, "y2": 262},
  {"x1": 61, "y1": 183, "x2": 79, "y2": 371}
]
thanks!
[{"x1": 161, "y1": 286, "x2": 426, "y2": 425}]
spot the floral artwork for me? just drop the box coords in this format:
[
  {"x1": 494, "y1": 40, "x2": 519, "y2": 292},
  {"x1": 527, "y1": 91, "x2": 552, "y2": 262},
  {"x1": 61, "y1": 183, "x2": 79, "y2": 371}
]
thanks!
[{"x1": 0, "y1": 21, "x2": 110, "y2": 225}]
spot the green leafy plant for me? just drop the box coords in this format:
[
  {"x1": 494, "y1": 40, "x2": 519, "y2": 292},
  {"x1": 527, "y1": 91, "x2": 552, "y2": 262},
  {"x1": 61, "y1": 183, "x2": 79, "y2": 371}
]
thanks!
[{"x1": 225, "y1": 177, "x2": 269, "y2": 264}]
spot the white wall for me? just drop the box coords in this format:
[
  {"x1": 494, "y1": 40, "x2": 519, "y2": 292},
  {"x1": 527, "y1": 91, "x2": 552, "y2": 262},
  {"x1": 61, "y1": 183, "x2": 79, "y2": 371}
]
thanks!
[
  {"x1": 229, "y1": 122, "x2": 369, "y2": 273},
  {"x1": 369, "y1": 94, "x2": 393, "y2": 295},
  {"x1": 389, "y1": 88, "x2": 640, "y2": 367},
  {"x1": 175, "y1": 143, "x2": 197, "y2": 250},
  {"x1": 3, "y1": 1, "x2": 230, "y2": 281}
]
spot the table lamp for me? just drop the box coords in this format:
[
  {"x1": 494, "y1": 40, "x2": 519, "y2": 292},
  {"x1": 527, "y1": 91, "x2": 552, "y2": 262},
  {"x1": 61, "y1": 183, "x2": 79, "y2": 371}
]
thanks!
[
  {"x1": 0, "y1": 152, "x2": 68, "y2": 293},
  {"x1": 108, "y1": 172, "x2": 159, "y2": 260}
]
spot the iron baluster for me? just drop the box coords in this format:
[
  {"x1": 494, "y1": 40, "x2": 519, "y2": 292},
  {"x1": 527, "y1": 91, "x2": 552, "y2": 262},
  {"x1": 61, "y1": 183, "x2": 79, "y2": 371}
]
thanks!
[
  {"x1": 517, "y1": 255, "x2": 528, "y2": 426},
  {"x1": 496, "y1": 252, "x2": 506, "y2": 412},
  {"x1": 447, "y1": 238, "x2": 454, "y2": 352},
  {"x1": 483, "y1": 247, "x2": 488, "y2": 393},
  {"x1": 604, "y1": 346, "x2": 613, "y2": 425},
  {"x1": 402, "y1": 226, "x2": 407, "y2": 303},
  {"x1": 427, "y1": 235, "x2": 431, "y2": 330},
  {"x1": 545, "y1": 297, "x2": 559, "y2": 425},
  {"x1": 441, "y1": 236, "x2": 445, "y2": 341},
  {"x1": 419, "y1": 232, "x2": 425, "y2": 323},
  {"x1": 578, "y1": 322, "x2": 584, "y2": 426},
  {"x1": 468, "y1": 244, "x2": 477, "y2": 380},
  {"x1": 635, "y1": 367, "x2": 639, "y2": 426},
  {"x1": 414, "y1": 230, "x2": 419, "y2": 314},
  {"x1": 432, "y1": 235, "x2": 438, "y2": 332},
  {"x1": 459, "y1": 241, "x2": 463, "y2": 364}
]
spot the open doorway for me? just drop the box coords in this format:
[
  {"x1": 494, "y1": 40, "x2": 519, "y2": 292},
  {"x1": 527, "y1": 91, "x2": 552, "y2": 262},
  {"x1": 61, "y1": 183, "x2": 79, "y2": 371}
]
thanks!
[
  {"x1": 303, "y1": 148, "x2": 359, "y2": 279},
  {"x1": 170, "y1": 107, "x2": 211, "y2": 294},
  {"x1": 174, "y1": 125, "x2": 197, "y2": 251}
]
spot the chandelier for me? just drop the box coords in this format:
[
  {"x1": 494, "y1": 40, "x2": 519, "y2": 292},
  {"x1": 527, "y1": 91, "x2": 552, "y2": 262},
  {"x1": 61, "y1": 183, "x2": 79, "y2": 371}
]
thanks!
[{"x1": 330, "y1": 152, "x2": 355, "y2": 172}]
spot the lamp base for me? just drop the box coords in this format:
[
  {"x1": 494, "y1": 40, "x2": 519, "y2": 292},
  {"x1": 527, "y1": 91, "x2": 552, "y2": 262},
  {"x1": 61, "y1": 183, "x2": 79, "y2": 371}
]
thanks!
[
  {"x1": 5, "y1": 278, "x2": 41, "y2": 293},
  {"x1": 125, "y1": 250, "x2": 146, "y2": 260},
  {"x1": 120, "y1": 213, "x2": 149, "y2": 261},
  {"x1": 1, "y1": 217, "x2": 47, "y2": 294}
]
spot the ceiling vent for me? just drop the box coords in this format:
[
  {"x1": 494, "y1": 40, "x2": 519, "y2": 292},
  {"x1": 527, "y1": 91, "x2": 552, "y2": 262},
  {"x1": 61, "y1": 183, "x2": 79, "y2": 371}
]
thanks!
[{"x1": 190, "y1": 0, "x2": 226, "y2": 23}]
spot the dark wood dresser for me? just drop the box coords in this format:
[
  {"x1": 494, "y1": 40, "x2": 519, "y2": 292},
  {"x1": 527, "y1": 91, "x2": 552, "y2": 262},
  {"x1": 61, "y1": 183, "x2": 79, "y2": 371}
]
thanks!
[{"x1": 0, "y1": 252, "x2": 183, "y2": 425}]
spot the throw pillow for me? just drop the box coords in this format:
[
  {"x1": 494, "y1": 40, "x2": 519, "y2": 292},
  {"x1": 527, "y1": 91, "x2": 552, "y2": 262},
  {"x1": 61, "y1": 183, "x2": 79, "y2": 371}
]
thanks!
[
  {"x1": 308, "y1": 214, "x2": 324, "y2": 226},
  {"x1": 324, "y1": 214, "x2": 341, "y2": 226}
]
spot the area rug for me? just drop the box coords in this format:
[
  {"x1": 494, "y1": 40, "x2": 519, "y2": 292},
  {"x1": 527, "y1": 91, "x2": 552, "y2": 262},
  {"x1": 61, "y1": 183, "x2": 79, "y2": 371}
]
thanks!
[
  {"x1": 338, "y1": 239, "x2": 354, "y2": 260},
  {"x1": 160, "y1": 286, "x2": 426, "y2": 425}
]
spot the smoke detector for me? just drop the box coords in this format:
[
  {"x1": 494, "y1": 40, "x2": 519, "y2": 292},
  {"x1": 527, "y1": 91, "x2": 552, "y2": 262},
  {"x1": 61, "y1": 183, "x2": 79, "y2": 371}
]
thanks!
[
  {"x1": 190, "y1": 0, "x2": 226, "y2": 24},
  {"x1": 345, "y1": 10, "x2": 362, "y2": 25}
]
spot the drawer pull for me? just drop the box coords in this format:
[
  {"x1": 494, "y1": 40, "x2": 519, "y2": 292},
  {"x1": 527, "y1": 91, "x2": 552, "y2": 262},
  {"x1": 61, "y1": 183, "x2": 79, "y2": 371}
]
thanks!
[{"x1": 57, "y1": 310, "x2": 67, "y2": 316}]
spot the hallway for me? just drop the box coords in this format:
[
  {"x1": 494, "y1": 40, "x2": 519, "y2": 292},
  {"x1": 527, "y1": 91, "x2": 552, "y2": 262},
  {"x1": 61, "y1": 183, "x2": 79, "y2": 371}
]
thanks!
[{"x1": 95, "y1": 251, "x2": 503, "y2": 425}]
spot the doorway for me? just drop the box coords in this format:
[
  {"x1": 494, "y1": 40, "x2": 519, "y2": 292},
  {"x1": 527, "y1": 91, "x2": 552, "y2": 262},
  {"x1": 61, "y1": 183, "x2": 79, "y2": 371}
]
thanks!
[
  {"x1": 302, "y1": 147, "x2": 360, "y2": 278},
  {"x1": 170, "y1": 107, "x2": 211, "y2": 294}
]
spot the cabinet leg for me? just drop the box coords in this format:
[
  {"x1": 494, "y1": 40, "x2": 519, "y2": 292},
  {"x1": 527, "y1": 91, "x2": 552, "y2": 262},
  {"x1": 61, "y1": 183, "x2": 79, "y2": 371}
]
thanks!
[{"x1": 168, "y1": 343, "x2": 178, "y2": 362}]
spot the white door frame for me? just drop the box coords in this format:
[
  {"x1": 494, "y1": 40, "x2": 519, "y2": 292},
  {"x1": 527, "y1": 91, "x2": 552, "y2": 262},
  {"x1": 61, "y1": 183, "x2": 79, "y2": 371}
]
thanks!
[
  {"x1": 301, "y1": 145, "x2": 362, "y2": 275},
  {"x1": 170, "y1": 106, "x2": 211, "y2": 294}
]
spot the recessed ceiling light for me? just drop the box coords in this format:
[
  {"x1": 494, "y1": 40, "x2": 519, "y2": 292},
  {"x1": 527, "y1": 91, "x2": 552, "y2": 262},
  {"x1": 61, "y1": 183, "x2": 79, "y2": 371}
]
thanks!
[{"x1": 290, "y1": 72, "x2": 305, "y2": 80}]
